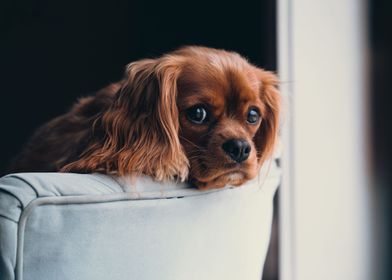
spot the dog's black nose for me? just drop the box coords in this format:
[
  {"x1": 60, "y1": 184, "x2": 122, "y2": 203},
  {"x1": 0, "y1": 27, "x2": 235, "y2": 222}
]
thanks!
[{"x1": 222, "y1": 139, "x2": 251, "y2": 163}]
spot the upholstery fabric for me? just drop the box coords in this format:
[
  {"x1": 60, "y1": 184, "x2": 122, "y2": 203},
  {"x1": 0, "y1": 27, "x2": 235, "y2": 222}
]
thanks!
[{"x1": 0, "y1": 162, "x2": 280, "y2": 280}]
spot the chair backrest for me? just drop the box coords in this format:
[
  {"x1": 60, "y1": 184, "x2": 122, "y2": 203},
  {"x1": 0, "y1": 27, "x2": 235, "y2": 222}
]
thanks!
[{"x1": 0, "y1": 162, "x2": 280, "y2": 280}]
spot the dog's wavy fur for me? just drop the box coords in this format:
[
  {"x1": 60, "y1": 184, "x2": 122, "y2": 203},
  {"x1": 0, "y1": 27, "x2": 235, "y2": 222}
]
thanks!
[{"x1": 8, "y1": 46, "x2": 280, "y2": 189}]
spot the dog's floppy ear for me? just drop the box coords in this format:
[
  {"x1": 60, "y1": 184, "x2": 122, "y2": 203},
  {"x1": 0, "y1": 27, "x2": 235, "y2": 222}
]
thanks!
[
  {"x1": 254, "y1": 69, "x2": 281, "y2": 165},
  {"x1": 63, "y1": 57, "x2": 189, "y2": 181}
]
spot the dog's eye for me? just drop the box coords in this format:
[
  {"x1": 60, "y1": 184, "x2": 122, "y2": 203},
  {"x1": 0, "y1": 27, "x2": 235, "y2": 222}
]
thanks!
[
  {"x1": 186, "y1": 106, "x2": 208, "y2": 124},
  {"x1": 247, "y1": 108, "x2": 260, "y2": 124}
]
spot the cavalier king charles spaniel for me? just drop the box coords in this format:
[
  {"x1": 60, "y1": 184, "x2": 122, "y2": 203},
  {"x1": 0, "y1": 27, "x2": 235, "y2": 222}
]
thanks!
[{"x1": 8, "y1": 46, "x2": 280, "y2": 190}]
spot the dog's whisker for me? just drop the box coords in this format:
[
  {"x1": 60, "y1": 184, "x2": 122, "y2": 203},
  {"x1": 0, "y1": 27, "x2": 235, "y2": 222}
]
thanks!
[
  {"x1": 187, "y1": 155, "x2": 206, "y2": 161},
  {"x1": 179, "y1": 136, "x2": 206, "y2": 151}
]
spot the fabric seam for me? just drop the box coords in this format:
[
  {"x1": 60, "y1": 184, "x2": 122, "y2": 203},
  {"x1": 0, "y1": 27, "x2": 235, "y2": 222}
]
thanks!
[{"x1": 14, "y1": 187, "x2": 242, "y2": 280}]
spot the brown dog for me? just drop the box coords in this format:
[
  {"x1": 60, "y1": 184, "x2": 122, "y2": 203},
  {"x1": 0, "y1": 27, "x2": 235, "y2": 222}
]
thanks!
[{"x1": 8, "y1": 46, "x2": 280, "y2": 190}]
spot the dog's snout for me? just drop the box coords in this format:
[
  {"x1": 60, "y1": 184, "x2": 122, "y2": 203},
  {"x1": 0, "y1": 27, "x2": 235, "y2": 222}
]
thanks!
[{"x1": 222, "y1": 139, "x2": 251, "y2": 163}]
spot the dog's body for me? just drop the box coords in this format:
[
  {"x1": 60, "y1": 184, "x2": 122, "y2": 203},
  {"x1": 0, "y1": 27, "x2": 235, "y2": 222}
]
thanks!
[
  {"x1": 8, "y1": 46, "x2": 280, "y2": 190},
  {"x1": 8, "y1": 84, "x2": 121, "y2": 174}
]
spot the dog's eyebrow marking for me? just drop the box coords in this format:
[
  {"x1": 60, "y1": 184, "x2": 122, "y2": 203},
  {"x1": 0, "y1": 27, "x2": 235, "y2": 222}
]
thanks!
[{"x1": 181, "y1": 94, "x2": 225, "y2": 112}]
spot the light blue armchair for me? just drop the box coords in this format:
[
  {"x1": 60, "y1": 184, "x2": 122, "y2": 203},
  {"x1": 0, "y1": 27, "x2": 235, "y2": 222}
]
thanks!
[{"x1": 0, "y1": 162, "x2": 280, "y2": 280}]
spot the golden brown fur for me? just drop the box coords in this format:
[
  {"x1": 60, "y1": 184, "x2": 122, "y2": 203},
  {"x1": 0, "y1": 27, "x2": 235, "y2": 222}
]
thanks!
[{"x1": 8, "y1": 46, "x2": 280, "y2": 190}]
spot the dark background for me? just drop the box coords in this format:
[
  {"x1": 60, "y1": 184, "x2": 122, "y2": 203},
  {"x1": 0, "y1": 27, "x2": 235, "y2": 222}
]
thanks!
[
  {"x1": 0, "y1": 1, "x2": 278, "y2": 279},
  {"x1": 370, "y1": 0, "x2": 392, "y2": 277}
]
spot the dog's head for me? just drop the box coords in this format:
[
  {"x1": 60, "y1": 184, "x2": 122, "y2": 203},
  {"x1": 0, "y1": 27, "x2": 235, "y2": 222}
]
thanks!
[
  {"x1": 175, "y1": 47, "x2": 280, "y2": 189},
  {"x1": 66, "y1": 46, "x2": 280, "y2": 189}
]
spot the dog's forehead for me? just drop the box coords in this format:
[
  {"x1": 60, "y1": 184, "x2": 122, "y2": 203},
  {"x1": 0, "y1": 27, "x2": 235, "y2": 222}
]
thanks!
[{"x1": 177, "y1": 61, "x2": 261, "y2": 108}]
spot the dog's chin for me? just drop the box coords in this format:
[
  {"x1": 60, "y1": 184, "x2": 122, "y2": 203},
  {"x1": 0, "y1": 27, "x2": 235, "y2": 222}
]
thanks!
[{"x1": 190, "y1": 169, "x2": 254, "y2": 190}]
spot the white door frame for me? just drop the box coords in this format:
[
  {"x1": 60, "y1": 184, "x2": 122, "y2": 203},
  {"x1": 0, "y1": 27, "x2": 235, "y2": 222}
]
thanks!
[{"x1": 277, "y1": 1, "x2": 374, "y2": 279}]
